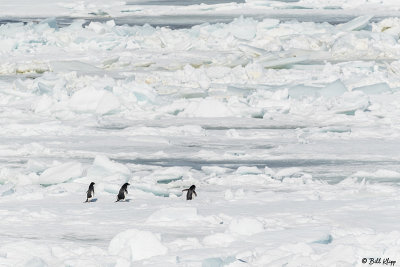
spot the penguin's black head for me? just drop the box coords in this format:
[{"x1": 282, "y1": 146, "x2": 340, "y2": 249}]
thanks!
[
  {"x1": 189, "y1": 185, "x2": 196, "y2": 190},
  {"x1": 90, "y1": 182, "x2": 95, "y2": 186},
  {"x1": 124, "y1": 183, "x2": 130, "y2": 187}
]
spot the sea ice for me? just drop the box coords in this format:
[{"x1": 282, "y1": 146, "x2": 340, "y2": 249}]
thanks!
[
  {"x1": 0, "y1": 4, "x2": 399, "y2": 266},
  {"x1": 352, "y1": 82, "x2": 392, "y2": 95},
  {"x1": 87, "y1": 155, "x2": 131, "y2": 178},
  {"x1": 39, "y1": 161, "x2": 83, "y2": 185},
  {"x1": 202, "y1": 233, "x2": 236, "y2": 247},
  {"x1": 147, "y1": 207, "x2": 199, "y2": 223},
  {"x1": 108, "y1": 229, "x2": 168, "y2": 261},
  {"x1": 228, "y1": 217, "x2": 264, "y2": 236},
  {"x1": 336, "y1": 15, "x2": 374, "y2": 31},
  {"x1": 319, "y1": 79, "x2": 348, "y2": 97}
]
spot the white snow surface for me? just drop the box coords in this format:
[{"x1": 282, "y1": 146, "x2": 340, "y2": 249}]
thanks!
[
  {"x1": 1, "y1": 1, "x2": 400, "y2": 266},
  {"x1": 108, "y1": 229, "x2": 168, "y2": 262}
]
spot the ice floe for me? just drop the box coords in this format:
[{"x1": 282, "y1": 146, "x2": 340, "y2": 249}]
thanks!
[{"x1": 0, "y1": 3, "x2": 399, "y2": 266}]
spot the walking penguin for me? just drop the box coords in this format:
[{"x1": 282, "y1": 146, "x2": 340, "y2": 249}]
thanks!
[
  {"x1": 182, "y1": 185, "x2": 197, "y2": 200},
  {"x1": 116, "y1": 183, "x2": 130, "y2": 202},
  {"x1": 85, "y1": 182, "x2": 95, "y2": 203}
]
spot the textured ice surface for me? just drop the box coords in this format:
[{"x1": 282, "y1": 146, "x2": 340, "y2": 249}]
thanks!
[
  {"x1": 39, "y1": 161, "x2": 83, "y2": 185},
  {"x1": 1, "y1": 1, "x2": 400, "y2": 266},
  {"x1": 108, "y1": 229, "x2": 168, "y2": 262}
]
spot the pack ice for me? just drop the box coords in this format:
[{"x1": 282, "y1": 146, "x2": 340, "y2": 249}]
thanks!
[{"x1": 1, "y1": 2, "x2": 400, "y2": 266}]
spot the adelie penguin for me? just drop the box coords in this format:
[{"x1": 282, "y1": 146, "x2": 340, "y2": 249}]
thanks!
[
  {"x1": 85, "y1": 182, "x2": 95, "y2": 203},
  {"x1": 116, "y1": 183, "x2": 130, "y2": 202},
  {"x1": 182, "y1": 185, "x2": 197, "y2": 200}
]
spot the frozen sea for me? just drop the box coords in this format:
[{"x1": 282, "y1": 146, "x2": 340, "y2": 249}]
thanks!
[{"x1": 1, "y1": 0, "x2": 400, "y2": 266}]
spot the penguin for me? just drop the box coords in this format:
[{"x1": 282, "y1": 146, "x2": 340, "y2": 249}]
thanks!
[
  {"x1": 116, "y1": 183, "x2": 130, "y2": 202},
  {"x1": 182, "y1": 185, "x2": 197, "y2": 200},
  {"x1": 85, "y1": 182, "x2": 95, "y2": 203}
]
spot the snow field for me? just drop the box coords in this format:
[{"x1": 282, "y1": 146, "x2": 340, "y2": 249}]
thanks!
[
  {"x1": 1, "y1": 157, "x2": 400, "y2": 265},
  {"x1": 0, "y1": 9, "x2": 400, "y2": 267}
]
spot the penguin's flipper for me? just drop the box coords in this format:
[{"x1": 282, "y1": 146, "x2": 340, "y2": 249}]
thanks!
[
  {"x1": 193, "y1": 191, "x2": 197, "y2": 197},
  {"x1": 182, "y1": 189, "x2": 188, "y2": 192}
]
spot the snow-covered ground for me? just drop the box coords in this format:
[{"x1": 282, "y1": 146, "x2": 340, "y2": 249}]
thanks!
[{"x1": 1, "y1": 1, "x2": 400, "y2": 266}]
